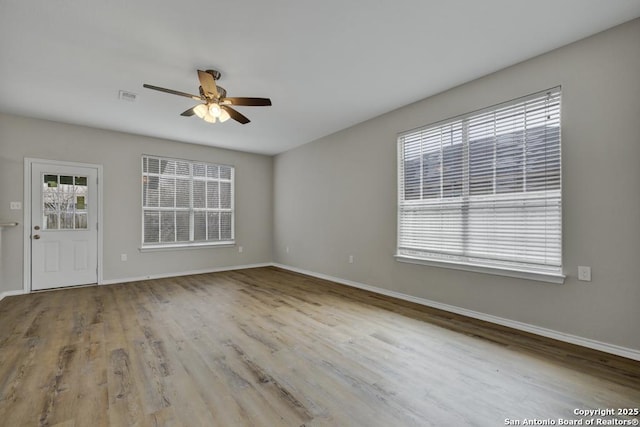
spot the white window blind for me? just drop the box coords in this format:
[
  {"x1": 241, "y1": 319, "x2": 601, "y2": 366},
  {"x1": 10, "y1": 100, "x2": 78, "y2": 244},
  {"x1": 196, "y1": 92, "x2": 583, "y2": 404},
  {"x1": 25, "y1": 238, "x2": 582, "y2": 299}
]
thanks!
[
  {"x1": 142, "y1": 155, "x2": 234, "y2": 247},
  {"x1": 397, "y1": 88, "x2": 562, "y2": 279}
]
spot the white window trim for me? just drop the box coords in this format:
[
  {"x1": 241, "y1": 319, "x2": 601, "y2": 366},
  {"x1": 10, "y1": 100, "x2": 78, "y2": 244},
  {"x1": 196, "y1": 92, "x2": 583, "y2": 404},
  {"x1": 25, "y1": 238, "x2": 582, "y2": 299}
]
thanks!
[
  {"x1": 396, "y1": 88, "x2": 563, "y2": 283},
  {"x1": 395, "y1": 255, "x2": 565, "y2": 284},
  {"x1": 141, "y1": 154, "x2": 235, "y2": 249},
  {"x1": 139, "y1": 242, "x2": 235, "y2": 252}
]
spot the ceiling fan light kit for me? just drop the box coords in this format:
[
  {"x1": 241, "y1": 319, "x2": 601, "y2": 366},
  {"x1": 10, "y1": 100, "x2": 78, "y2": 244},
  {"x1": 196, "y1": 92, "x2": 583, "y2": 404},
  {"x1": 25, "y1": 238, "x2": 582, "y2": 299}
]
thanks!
[
  {"x1": 143, "y1": 69, "x2": 271, "y2": 125},
  {"x1": 219, "y1": 109, "x2": 231, "y2": 122},
  {"x1": 209, "y1": 103, "x2": 222, "y2": 117},
  {"x1": 193, "y1": 104, "x2": 208, "y2": 119},
  {"x1": 192, "y1": 103, "x2": 230, "y2": 123}
]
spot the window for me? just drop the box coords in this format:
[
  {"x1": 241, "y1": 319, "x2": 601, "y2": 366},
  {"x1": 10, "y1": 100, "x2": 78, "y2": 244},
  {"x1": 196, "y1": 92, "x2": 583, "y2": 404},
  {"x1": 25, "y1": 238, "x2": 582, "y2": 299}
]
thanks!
[
  {"x1": 42, "y1": 174, "x2": 88, "y2": 230},
  {"x1": 142, "y1": 155, "x2": 234, "y2": 248},
  {"x1": 397, "y1": 88, "x2": 563, "y2": 282}
]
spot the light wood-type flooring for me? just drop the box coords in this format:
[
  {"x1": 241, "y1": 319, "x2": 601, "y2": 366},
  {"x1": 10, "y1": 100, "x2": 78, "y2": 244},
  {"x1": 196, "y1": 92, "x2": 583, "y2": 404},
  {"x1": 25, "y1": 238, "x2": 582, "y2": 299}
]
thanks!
[{"x1": 0, "y1": 267, "x2": 639, "y2": 426}]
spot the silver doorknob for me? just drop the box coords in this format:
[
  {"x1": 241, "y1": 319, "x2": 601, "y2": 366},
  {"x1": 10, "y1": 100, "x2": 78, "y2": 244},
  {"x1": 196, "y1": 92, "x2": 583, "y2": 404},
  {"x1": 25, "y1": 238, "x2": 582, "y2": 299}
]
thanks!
[{"x1": 33, "y1": 235, "x2": 40, "y2": 239}]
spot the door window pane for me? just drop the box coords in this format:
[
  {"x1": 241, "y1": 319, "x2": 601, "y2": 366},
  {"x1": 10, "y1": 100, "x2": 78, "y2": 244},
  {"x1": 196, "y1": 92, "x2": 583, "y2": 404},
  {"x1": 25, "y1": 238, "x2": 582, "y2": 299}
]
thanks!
[
  {"x1": 43, "y1": 174, "x2": 59, "y2": 229},
  {"x1": 75, "y1": 213, "x2": 88, "y2": 229},
  {"x1": 73, "y1": 176, "x2": 88, "y2": 230},
  {"x1": 42, "y1": 173, "x2": 88, "y2": 230},
  {"x1": 61, "y1": 212, "x2": 74, "y2": 229},
  {"x1": 45, "y1": 212, "x2": 58, "y2": 230}
]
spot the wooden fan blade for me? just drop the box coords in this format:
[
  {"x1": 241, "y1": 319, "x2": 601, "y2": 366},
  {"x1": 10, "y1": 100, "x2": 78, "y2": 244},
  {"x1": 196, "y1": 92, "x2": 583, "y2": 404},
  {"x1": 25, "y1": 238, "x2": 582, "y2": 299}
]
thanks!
[
  {"x1": 221, "y1": 97, "x2": 272, "y2": 106},
  {"x1": 197, "y1": 70, "x2": 219, "y2": 99},
  {"x1": 180, "y1": 106, "x2": 198, "y2": 117},
  {"x1": 143, "y1": 84, "x2": 202, "y2": 101},
  {"x1": 221, "y1": 105, "x2": 250, "y2": 124}
]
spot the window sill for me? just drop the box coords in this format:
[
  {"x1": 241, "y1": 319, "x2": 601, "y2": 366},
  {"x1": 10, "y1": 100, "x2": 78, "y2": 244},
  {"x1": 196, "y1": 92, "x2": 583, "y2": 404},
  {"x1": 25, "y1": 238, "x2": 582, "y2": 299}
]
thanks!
[
  {"x1": 140, "y1": 241, "x2": 235, "y2": 252},
  {"x1": 395, "y1": 255, "x2": 565, "y2": 284}
]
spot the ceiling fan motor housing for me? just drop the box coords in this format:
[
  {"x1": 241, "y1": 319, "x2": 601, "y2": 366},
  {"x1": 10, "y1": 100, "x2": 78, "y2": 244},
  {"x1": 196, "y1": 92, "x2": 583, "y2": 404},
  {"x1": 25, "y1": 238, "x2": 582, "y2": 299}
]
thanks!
[{"x1": 205, "y1": 69, "x2": 221, "y2": 80}]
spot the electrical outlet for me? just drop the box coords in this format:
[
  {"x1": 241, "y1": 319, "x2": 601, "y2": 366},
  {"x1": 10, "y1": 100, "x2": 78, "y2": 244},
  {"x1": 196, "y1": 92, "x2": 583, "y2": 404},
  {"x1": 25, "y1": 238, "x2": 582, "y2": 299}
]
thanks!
[
  {"x1": 10, "y1": 201, "x2": 22, "y2": 210},
  {"x1": 578, "y1": 266, "x2": 591, "y2": 281},
  {"x1": 348, "y1": 255, "x2": 354, "y2": 264},
  {"x1": 238, "y1": 246, "x2": 243, "y2": 253},
  {"x1": 285, "y1": 246, "x2": 290, "y2": 254},
  {"x1": 120, "y1": 254, "x2": 128, "y2": 262}
]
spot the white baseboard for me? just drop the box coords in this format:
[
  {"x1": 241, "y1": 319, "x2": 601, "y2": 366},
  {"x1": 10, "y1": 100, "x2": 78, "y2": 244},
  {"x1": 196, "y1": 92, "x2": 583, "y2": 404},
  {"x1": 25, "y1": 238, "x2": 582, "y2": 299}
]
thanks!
[
  {"x1": 100, "y1": 262, "x2": 272, "y2": 286},
  {"x1": 0, "y1": 289, "x2": 25, "y2": 302},
  {"x1": 272, "y1": 263, "x2": 640, "y2": 362}
]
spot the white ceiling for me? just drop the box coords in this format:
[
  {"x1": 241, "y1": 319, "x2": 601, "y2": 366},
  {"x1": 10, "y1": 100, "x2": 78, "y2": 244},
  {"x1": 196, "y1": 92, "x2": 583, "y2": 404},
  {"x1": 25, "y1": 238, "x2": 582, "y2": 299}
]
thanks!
[{"x1": 1, "y1": 1, "x2": 639, "y2": 155}]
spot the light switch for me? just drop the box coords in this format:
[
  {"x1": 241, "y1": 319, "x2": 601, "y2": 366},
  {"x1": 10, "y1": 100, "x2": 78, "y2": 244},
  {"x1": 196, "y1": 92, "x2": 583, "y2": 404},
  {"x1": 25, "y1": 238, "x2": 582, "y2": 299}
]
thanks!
[{"x1": 10, "y1": 201, "x2": 22, "y2": 210}]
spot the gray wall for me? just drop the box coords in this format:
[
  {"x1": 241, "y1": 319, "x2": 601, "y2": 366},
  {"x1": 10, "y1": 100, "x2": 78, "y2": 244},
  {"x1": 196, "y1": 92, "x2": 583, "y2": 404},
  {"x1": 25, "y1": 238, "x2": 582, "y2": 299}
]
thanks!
[
  {"x1": 274, "y1": 19, "x2": 640, "y2": 351},
  {"x1": 0, "y1": 114, "x2": 273, "y2": 291}
]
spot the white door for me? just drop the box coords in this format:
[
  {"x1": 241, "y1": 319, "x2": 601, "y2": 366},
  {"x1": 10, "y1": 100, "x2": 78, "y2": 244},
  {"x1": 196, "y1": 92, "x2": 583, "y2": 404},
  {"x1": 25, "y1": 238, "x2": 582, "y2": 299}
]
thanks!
[{"x1": 31, "y1": 162, "x2": 98, "y2": 290}]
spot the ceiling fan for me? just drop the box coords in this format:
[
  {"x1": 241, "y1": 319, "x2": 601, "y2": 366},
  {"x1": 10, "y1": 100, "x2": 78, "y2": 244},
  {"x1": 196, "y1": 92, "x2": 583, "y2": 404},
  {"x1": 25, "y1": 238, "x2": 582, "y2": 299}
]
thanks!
[{"x1": 143, "y1": 69, "x2": 271, "y2": 124}]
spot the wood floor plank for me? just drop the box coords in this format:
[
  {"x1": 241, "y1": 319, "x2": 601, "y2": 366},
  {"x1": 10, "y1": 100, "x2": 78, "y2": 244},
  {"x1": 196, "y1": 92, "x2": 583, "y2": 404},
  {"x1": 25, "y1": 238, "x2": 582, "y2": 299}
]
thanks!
[{"x1": 0, "y1": 266, "x2": 639, "y2": 426}]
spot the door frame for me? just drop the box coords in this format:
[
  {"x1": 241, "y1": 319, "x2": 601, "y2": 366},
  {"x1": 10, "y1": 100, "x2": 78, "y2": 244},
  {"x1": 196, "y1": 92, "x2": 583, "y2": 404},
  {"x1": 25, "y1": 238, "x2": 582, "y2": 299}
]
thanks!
[{"x1": 23, "y1": 158, "x2": 104, "y2": 292}]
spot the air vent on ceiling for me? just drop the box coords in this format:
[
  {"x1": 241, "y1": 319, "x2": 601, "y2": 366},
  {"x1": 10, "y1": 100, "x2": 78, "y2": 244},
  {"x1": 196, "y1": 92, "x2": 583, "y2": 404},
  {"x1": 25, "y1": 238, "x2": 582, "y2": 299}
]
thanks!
[{"x1": 118, "y1": 90, "x2": 137, "y2": 102}]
